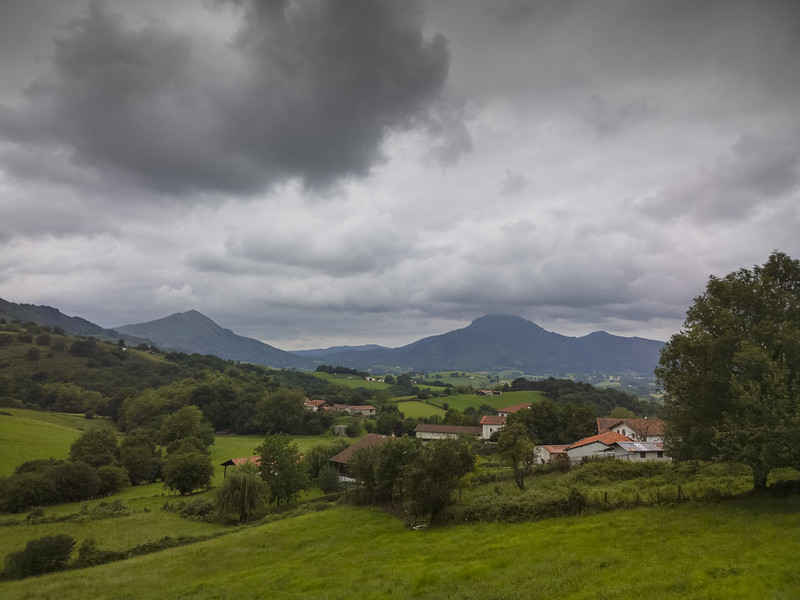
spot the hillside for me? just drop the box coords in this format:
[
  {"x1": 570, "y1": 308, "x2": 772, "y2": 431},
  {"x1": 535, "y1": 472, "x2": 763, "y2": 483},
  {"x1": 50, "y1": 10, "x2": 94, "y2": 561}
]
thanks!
[
  {"x1": 0, "y1": 298, "x2": 146, "y2": 345},
  {"x1": 2, "y1": 498, "x2": 798, "y2": 599},
  {"x1": 116, "y1": 310, "x2": 313, "y2": 370}
]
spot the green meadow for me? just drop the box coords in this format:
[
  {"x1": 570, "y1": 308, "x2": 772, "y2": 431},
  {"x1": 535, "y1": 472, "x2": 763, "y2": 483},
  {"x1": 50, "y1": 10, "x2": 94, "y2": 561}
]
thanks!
[
  {"x1": 2, "y1": 497, "x2": 799, "y2": 599},
  {"x1": 395, "y1": 400, "x2": 447, "y2": 419},
  {"x1": 308, "y1": 371, "x2": 390, "y2": 390},
  {"x1": 432, "y1": 390, "x2": 547, "y2": 412}
]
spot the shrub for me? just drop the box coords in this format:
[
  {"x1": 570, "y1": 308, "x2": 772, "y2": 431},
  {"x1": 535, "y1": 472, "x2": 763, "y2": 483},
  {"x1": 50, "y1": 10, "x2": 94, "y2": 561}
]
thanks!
[
  {"x1": 3, "y1": 534, "x2": 76, "y2": 579},
  {"x1": 317, "y1": 464, "x2": 341, "y2": 494}
]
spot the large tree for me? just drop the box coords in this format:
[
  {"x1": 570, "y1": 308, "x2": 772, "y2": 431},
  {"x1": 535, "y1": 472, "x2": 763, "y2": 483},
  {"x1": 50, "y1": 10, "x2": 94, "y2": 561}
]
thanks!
[
  {"x1": 656, "y1": 252, "x2": 800, "y2": 489},
  {"x1": 254, "y1": 434, "x2": 308, "y2": 506},
  {"x1": 497, "y1": 421, "x2": 537, "y2": 490},
  {"x1": 215, "y1": 462, "x2": 270, "y2": 523}
]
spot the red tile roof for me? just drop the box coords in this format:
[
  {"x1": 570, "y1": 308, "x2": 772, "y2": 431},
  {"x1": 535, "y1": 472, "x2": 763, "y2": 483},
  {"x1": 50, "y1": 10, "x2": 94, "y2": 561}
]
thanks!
[
  {"x1": 541, "y1": 444, "x2": 569, "y2": 454},
  {"x1": 568, "y1": 431, "x2": 632, "y2": 450},
  {"x1": 329, "y1": 433, "x2": 389, "y2": 464},
  {"x1": 220, "y1": 456, "x2": 261, "y2": 467},
  {"x1": 596, "y1": 417, "x2": 665, "y2": 437},
  {"x1": 480, "y1": 415, "x2": 506, "y2": 426}
]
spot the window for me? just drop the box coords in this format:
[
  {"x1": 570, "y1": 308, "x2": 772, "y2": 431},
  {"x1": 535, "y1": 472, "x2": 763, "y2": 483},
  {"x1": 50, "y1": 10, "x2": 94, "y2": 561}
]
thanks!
[
  {"x1": 657, "y1": 452, "x2": 663, "y2": 458},
  {"x1": 640, "y1": 452, "x2": 646, "y2": 459}
]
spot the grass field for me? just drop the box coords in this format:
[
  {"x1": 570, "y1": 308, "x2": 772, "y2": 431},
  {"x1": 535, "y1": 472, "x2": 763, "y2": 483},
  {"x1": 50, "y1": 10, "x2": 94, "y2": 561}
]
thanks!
[
  {"x1": 395, "y1": 400, "x2": 447, "y2": 419},
  {"x1": 307, "y1": 372, "x2": 390, "y2": 390},
  {"x1": 1, "y1": 495, "x2": 798, "y2": 599},
  {"x1": 431, "y1": 390, "x2": 547, "y2": 412},
  {"x1": 0, "y1": 409, "x2": 95, "y2": 476}
]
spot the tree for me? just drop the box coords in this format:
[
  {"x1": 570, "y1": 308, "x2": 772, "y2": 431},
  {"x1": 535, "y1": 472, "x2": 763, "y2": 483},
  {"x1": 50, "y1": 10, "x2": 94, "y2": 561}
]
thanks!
[
  {"x1": 656, "y1": 252, "x2": 800, "y2": 489},
  {"x1": 404, "y1": 439, "x2": 475, "y2": 523},
  {"x1": 497, "y1": 421, "x2": 537, "y2": 490},
  {"x1": 215, "y1": 462, "x2": 270, "y2": 523},
  {"x1": 254, "y1": 434, "x2": 308, "y2": 506},
  {"x1": 69, "y1": 425, "x2": 119, "y2": 468},
  {"x1": 158, "y1": 405, "x2": 215, "y2": 448},
  {"x1": 162, "y1": 451, "x2": 213, "y2": 495},
  {"x1": 255, "y1": 389, "x2": 307, "y2": 434}
]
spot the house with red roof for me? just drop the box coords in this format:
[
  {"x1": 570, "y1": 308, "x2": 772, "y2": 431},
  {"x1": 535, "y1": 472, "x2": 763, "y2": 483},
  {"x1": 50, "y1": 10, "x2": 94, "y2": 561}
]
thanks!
[
  {"x1": 304, "y1": 398, "x2": 329, "y2": 412},
  {"x1": 537, "y1": 444, "x2": 570, "y2": 463},
  {"x1": 566, "y1": 431, "x2": 632, "y2": 463},
  {"x1": 480, "y1": 414, "x2": 506, "y2": 440},
  {"x1": 596, "y1": 417, "x2": 665, "y2": 444}
]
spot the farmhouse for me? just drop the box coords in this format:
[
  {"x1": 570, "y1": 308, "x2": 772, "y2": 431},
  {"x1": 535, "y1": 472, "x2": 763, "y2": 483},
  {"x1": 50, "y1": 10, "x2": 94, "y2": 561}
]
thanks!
[
  {"x1": 566, "y1": 431, "x2": 632, "y2": 463},
  {"x1": 480, "y1": 414, "x2": 506, "y2": 440},
  {"x1": 596, "y1": 417, "x2": 665, "y2": 443},
  {"x1": 477, "y1": 390, "x2": 503, "y2": 396},
  {"x1": 414, "y1": 424, "x2": 482, "y2": 442},
  {"x1": 330, "y1": 404, "x2": 377, "y2": 416},
  {"x1": 613, "y1": 441, "x2": 670, "y2": 462},
  {"x1": 496, "y1": 403, "x2": 531, "y2": 417},
  {"x1": 304, "y1": 399, "x2": 328, "y2": 412}
]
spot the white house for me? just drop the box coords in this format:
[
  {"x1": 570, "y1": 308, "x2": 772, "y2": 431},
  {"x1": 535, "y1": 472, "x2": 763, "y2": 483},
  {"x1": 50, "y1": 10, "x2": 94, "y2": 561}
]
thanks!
[
  {"x1": 566, "y1": 431, "x2": 632, "y2": 463},
  {"x1": 480, "y1": 414, "x2": 506, "y2": 440},
  {"x1": 414, "y1": 424, "x2": 481, "y2": 442},
  {"x1": 612, "y1": 441, "x2": 670, "y2": 462}
]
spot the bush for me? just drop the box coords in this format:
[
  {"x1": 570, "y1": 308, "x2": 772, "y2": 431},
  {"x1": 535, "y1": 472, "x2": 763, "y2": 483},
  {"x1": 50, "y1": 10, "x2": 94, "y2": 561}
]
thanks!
[
  {"x1": 317, "y1": 464, "x2": 341, "y2": 494},
  {"x1": 3, "y1": 534, "x2": 76, "y2": 579}
]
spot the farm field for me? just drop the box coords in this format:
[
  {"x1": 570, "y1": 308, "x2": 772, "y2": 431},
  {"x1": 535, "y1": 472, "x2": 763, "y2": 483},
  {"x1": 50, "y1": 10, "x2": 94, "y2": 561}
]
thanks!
[
  {"x1": 0, "y1": 409, "x2": 94, "y2": 476},
  {"x1": 432, "y1": 390, "x2": 547, "y2": 412},
  {"x1": 307, "y1": 372, "x2": 390, "y2": 390},
  {"x1": 2, "y1": 496, "x2": 799, "y2": 599},
  {"x1": 394, "y1": 400, "x2": 446, "y2": 419}
]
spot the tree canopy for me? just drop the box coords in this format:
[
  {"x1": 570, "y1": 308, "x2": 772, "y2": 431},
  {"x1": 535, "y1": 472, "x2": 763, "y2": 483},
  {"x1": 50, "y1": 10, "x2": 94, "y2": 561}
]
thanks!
[{"x1": 656, "y1": 252, "x2": 800, "y2": 489}]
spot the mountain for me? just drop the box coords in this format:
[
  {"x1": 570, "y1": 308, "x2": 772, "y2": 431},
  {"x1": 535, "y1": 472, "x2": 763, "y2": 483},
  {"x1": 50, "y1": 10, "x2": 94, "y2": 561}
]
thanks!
[
  {"x1": 116, "y1": 310, "x2": 313, "y2": 370},
  {"x1": 0, "y1": 297, "x2": 148, "y2": 344},
  {"x1": 300, "y1": 315, "x2": 664, "y2": 378}
]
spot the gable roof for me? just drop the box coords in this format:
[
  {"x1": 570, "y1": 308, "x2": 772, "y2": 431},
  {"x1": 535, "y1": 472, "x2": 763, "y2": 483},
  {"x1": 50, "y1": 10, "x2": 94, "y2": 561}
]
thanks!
[
  {"x1": 220, "y1": 456, "x2": 260, "y2": 467},
  {"x1": 415, "y1": 424, "x2": 481, "y2": 436},
  {"x1": 329, "y1": 433, "x2": 389, "y2": 465},
  {"x1": 480, "y1": 415, "x2": 506, "y2": 426},
  {"x1": 568, "y1": 431, "x2": 632, "y2": 450},
  {"x1": 541, "y1": 444, "x2": 569, "y2": 454},
  {"x1": 596, "y1": 417, "x2": 665, "y2": 437}
]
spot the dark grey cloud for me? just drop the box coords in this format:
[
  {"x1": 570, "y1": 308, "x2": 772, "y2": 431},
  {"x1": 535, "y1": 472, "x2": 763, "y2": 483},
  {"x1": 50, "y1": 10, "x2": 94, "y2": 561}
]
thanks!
[{"x1": 0, "y1": 0, "x2": 454, "y2": 197}]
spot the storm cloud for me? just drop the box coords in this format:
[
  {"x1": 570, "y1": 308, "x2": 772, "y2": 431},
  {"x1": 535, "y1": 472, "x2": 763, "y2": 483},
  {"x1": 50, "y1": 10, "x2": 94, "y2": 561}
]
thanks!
[{"x1": 1, "y1": 0, "x2": 799, "y2": 350}]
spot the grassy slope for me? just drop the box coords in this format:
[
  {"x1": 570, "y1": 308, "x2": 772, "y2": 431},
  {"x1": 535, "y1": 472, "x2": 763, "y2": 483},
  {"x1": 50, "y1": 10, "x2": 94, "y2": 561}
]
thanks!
[
  {"x1": 0, "y1": 409, "x2": 91, "y2": 476},
  {"x1": 395, "y1": 400, "x2": 447, "y2": 419},
  {"x1": 2, "y1": 497, "x2": 798, "y2": 599},
  {"x1": 434, "y1": 390, "x2": 547, "y2": 412}
]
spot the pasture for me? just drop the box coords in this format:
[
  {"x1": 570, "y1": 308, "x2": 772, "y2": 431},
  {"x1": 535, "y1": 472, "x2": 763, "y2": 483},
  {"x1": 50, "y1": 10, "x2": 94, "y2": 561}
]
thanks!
[
  {"x1": 2, "y1": 496, "x2": 799, "y2": 599},
  {"x1": 394, "y1": 400, "x2": 447, "y2": 419},
  {"x1": 432, "y1": 390, "x2": 547, "y2": 412}
]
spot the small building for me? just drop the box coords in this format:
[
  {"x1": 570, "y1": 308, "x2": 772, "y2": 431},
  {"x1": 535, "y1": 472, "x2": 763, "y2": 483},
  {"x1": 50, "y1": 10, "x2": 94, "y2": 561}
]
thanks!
[
  {"x1": 480, "y1": 414, "x2": 506, "y2": 440},
  {"x1": 304, "y1": 399, "x2": 328, "y2": 412},
  {"x1": 334, "y1": 424, "x2": 349, "y2": 436},
  {"x1": 613, "y1": 441, "x2": 670, "y2": 462},
  {"x1": 349, "y1": 405, "x2": 377, "y2": 417},
  {"x1": 566, "y1": 431, "x2": 632, "y2": 463},
  {"x1": 414, "y1": 424, "x2": 481, "y2": 442},
  {"x1": 477, "y1": 390, "x2": 503, "y2": 396},
  {"x1": 538, "y1": 444, "x2": 570, "y2": 463},
  {"x1": 496, "y1": 403, "x2": 531, "y2": 417}
]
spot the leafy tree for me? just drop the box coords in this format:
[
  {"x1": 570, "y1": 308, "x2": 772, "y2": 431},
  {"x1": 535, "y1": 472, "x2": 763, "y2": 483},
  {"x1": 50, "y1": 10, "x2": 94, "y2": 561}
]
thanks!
[
  {"x1": 50, "y1": 461, "x2": 101, "y2": 502},
  {"x1": 215, "y1": 462, "x2": 270, "y2": 523},
  {"x1": 349, "y1": 436, "x2": 420, "y2": 504},
  {"x1": 497, "y1": 421, "x2": 537, "y2": 490},
  {"x1": 303, "y1": 439, "x2": 351, "y2": 483},
  {"x1": 3, "y1": 534, "x2": 75, "y2": 579},
  {"x1": 158, "y1": 405, "x2": 215, "y2": 448},
  {"x1": 404, "y1": 439, "x2": 475, "y2": 523},
  {"x1": 317, "y1": 464, "x2": 341, "y2": 494},
  {"x1": 657, "y1": 252, "x2": 800, "y2": 489},
  {"x1": 162, "y1": 451, "x2": 213, "y2": 495},
  {"x1": 254, "y1": 434, "x2": 308, "y2": 506},
  {"x1": 69, "y1": 425, "x2": 119, "y2": 467},
  {"x1": 255, "y1": 389, "x2": 308, "y2": 434},
  {"x1": 96, "y1": 465, "x2": 130, "y2": 495},
  {"x1": 119, "y1": 429, "x2": 162, "y2": 485}
]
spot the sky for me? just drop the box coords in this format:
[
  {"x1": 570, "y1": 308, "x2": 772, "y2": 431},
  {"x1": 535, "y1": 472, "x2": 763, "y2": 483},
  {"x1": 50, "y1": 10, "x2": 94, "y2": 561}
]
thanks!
[{"x1": 1, "y1": 0, "x2": 799, "y2": 350}]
